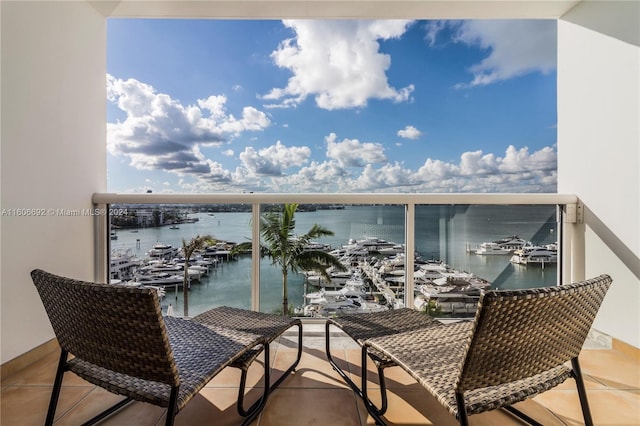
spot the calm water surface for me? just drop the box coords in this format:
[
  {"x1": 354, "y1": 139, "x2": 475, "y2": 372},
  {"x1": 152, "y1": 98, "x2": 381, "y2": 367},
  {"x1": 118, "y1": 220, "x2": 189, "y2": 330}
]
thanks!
[{"x1": 110, "y1": 205, "x2": 558, "y2": 316}]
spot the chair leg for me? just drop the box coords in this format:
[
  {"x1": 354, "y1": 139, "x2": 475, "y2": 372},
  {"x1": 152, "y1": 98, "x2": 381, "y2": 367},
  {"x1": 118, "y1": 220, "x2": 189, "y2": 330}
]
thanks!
[
  {"x1": 502, "y1": 406, "x2": 543, "y2": 426},
  {"x1": 270, "y1": 321, "x2": 302, "y2": 391},
  {"x1": 326, "y1": 322, "x2": 388, "y2": 416},
  {"x1": 571, "y1": 357, "x2": 594, "y2": 426},
  {"x1": 81, "y1": 397, "x2": 134, "y2": 426},
  {"x1": 164, "y1": 386, "x2": 180, "y2": 426},
  {"x1": 45, "y1": 349, "x2": 68, "y2": 426},
  {"x1": 361, "y1": 345, "x2": 387, "y2": 426},
  {"x1": 241, "y1": 342, "x2": 270, "y2": 426},
  {"x1": 237, "y1": 368, "x2": 252, "y2": 416},
  {"x1": 237, "y1": 324, "x2": 301, "y2": 417},
  {"x1": 455, "y1": 392, "x2": 469, "y2": 426}
]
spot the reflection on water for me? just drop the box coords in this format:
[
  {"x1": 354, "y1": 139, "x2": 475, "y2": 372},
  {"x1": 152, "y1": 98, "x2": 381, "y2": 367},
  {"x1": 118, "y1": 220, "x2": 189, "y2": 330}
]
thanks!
[{"x1": 110, "y1": 204, "x2": 558, "y2": 315}]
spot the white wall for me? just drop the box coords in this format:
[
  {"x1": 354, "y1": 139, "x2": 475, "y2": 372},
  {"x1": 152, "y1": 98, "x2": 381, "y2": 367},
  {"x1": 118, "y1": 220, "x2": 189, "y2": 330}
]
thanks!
[
  {"x1": 1, "y1": 1, "x2": 106, "y2": 363},
  {"x1": 558, "y1": 2, "x2": 640, "y2": 347}
]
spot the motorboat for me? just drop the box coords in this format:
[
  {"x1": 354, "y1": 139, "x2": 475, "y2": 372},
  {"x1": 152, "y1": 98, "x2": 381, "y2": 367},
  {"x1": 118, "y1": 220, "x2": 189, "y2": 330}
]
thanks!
[
  {"x1": 134, "y1": 272, "x2": 184, "y2": 286},
  {"x1": 475, "y1": 242, "x2": 512, "y2": 255},
  {"x1": 147, "y1": 243, "x2": 179, "y2": 259},
  {"x1": 378, "y1": 244, "x2": 405, "y2": 255},
  {"x1": 305, "y1": 268, "x2": 355, "y2": 287},
  {"x1": 493, "y1": 235, "x2": 528, "y2": 250},
  {"x1": 510, "y1": 245, "x2": 558, "y2": 266},
  {"x1": 303, "y1": 293, "x2": 387, "y2": 317},
  {"x1": 110, "y1": 249, "x2": 142, "y2": 281}
]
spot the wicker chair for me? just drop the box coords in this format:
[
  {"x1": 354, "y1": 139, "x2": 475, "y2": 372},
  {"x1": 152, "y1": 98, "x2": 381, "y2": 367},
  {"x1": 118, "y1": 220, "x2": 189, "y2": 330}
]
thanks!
[
  {"x1": 31, "y1": 269, "x2": 276, "y2": 426},
  {"x1": 192, "y1": 306, "x2": 302, "y2": 416},
  {"x1": 326, "y1": 308, "x2": 444, "y2": 416},
  {"x1": 359, "y1": 275, "x2": 612, "y2": 426}
]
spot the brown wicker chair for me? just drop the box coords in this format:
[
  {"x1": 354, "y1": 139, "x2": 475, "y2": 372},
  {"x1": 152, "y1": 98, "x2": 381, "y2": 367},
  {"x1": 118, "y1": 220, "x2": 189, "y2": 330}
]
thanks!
[
  {"x1": 31, "y1": 269, "x2": 276, "y2": 426},
  {"x1": 325, "y1": 308, "x2": 444, "y2": 416},
  {"x1": 192, "y1": 306, "x2": 302, "y2": 416},
  {"x1": 359, "y1": 275, "x2": 612, "y2": 426}
]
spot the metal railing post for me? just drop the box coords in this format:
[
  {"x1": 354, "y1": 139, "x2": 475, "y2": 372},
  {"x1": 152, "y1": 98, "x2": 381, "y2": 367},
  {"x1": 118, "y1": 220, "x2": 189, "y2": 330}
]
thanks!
[{"x1": 251, "y1": 203, "x2": 261, "y2": 311}]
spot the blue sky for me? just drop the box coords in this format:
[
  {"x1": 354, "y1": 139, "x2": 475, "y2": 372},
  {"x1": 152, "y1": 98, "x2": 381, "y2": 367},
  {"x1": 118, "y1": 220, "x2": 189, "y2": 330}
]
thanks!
[{"x1": 107, "y1": 19, "x2": 557, "y2": 193}]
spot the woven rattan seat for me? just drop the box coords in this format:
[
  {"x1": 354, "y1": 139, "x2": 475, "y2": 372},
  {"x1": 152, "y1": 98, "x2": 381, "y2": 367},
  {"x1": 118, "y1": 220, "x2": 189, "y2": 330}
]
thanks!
[
  {"x1": 31, "y1": 269, "x2": 272, "y2": 426},
  {"x1": 325, "y1": 308, "x2": 443, "y2": 415},
  {"x1": 360, "y1": 275, "x2": 612, "y2": 426},
  {"x1": 192, "y1": 306, "x2": 303, "y2": 416}
]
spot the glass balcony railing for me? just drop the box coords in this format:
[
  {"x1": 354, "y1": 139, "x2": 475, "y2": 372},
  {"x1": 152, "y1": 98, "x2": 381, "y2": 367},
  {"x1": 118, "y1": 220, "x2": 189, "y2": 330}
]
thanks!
[{"x1": 93, "y1": 193, "x2": 577, "y2": 318}]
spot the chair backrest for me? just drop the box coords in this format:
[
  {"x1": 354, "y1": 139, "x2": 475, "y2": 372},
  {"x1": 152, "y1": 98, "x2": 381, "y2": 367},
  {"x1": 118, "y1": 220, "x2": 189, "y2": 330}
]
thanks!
[
  {"x1": 31, "y1": 269, "x2": 179, "y2": 386},
  {"x1": 456, "y1": 274, "x2": 612, "y2": 392}
]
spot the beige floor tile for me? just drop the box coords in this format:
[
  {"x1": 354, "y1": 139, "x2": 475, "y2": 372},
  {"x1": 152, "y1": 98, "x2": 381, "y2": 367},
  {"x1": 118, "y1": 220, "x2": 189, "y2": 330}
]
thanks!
[
  {"x1": 1, "y1": 385, "x2": 93, "y2": 426},
  {"x1": 171, "y1": 388, "x2": 252, "y2": 426},
  {"x1": 268, "y1": 347, "x2": 302, "y2": 387},
  {"x1": 55, "y1": 388, "x2": 164, "y2": 426},
  {"x1": 1, "y1": 351, "x2": 85, "y2": 387},
  {"x1": 578, "y1": 349, "x2": 640, "y2": 390},
  {"x1": 274, "y1": 348, "x2": 350, "y2": 389},
  {"x1": 343, "y1": 348, "x2": 386, "y2": 391},
  {"x1": 534, "y1": 388, "x2": 640, "y2": 425},
  {"x1": 259, "y1": 388, "x2": 361, "y2": 426},
  {"x1": 356, "y1": 388, "x2": 566, "y2": 426},
  {"x1": 206, "y1": 358, "x2": 268, "y2": 390},
  {"x1": 1, "y1": 337, "x2": 638, "y2": 426},
  {"x1": 344, "y1": 348, "x2": 423, "y2": 391}
]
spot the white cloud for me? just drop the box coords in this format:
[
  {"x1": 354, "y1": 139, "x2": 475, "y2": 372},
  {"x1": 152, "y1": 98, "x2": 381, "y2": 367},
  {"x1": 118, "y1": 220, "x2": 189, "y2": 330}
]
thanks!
[
  {"x1": 108, "y1": 74, "x2": 556, "y2": 192},
  {"x1": 263, "y1": 20, "x2": 415, "y2": 110},
  {"x1": 348, "y1": 162, "x2": 413, "y2": 191},
  {"x1": 243, "y1": 142, "x2": 557, "y2": 193},
  {"x1": 239, "y1": 141, "x2": 311, "y2": 176},
  {"x1": 325, "y1": 133, "x2": 387, "y2": 167},
  {"x1": 267, "y1": 160, "x2": 348, "y2": 192},
  {"x1": 397, "y1": 125, "x2": 422, "y2": 140},
  {"x1": 107, "y1": 75, "x2": 270, "y2": 179},
  {"x1": 427, "y1": 20, "x2": 556, "y2": 88}
]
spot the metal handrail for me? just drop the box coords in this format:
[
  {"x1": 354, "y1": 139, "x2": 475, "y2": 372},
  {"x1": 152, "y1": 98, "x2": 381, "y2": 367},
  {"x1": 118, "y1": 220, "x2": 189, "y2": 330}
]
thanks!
[{"x1": 93, "y1": 192, "x2": 579, "y2": 311}]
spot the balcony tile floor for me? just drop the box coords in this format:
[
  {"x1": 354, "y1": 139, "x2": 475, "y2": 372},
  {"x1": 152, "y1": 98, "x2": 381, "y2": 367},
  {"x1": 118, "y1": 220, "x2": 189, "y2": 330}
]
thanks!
[{"x1": 2, "y1": 328, "x2": 639, "y2": 425}]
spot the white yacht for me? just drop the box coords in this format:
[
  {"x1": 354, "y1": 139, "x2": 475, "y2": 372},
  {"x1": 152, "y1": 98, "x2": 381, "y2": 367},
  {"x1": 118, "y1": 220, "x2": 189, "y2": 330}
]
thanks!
[
  {"x1": 134, "y1": 272, "x2": 184, "y2": 286},
  {"x1": 475, "y1": 242, "x2": 512, "y2": 255},
  {"x1": 493, "y1": 235, "x2": 528, "y2": 250},
  {"x1": 147, "y1": 243, "x2": 179, "y2": 259},
  {"x1": 510, "y1": 245, "x2": 558, "y2": 266},
  {"x1": 110, "y1": 249, "x2": 142, "y2": 281},
  {"x1": 303, "y1": 293, "x2": 387, "y2": 317}
]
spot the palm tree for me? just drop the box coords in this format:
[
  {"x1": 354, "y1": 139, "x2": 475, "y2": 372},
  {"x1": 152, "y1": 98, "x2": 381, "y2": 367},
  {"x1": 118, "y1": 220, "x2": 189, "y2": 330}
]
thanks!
[
  {"x1": 181, "y1": 234, "x2": 215, "y2": 317},
  {"x1": 260, "y1": 203, "x2": 346, "y2": 315}
]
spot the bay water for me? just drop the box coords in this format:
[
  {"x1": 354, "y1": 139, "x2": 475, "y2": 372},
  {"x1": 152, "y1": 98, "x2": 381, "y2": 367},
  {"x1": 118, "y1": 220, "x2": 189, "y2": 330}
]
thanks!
[{"x1": 110, "y1": 204, "x2": 558, "y2": 316}]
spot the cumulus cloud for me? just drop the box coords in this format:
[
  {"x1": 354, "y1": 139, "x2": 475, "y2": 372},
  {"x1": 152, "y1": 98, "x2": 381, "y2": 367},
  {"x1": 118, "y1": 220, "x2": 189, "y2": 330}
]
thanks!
[
  {"x1": 107, "y1": 75, "x2": 270, "y2": 179},
  {"x1": 347, "y1": 162, "x2": 414, "y2": 191},
  {"x1": 239, "y1": 141, "x2": 311, "y2": 176},
  {"x1": 427, "y1": 20, "x2": 556, "y2": 88},
  {"x1": 107, "y1": 74, "x2": 556, "y2": 192},
  {"x1": 262, "y1": 20, "x2": 415, "y2": 110},
  {"x1": 397, "y1": 125, "x2": 422, "y2": 140},
  {"x1": 325, "y1": 133, "x2": 387, "y2": 167},
  {"x1": 266, "y1": 144, "x2": 557, "y2": 193}
]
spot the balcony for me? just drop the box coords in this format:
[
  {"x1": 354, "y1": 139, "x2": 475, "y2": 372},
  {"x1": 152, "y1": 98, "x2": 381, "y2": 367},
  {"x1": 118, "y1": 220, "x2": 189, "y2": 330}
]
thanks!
[
  {"x1": 2, "y1": 323, "x2": 638, "y2": 425},
  {"x1": 93, "y1": 193, "x2": 577, "y2": 315},
  {"x1": 1, "y1": 193, "x2": 637, "y2": 425},
  {"x1": 1, "y1": 1, "x2": 638, "y2": 425}
]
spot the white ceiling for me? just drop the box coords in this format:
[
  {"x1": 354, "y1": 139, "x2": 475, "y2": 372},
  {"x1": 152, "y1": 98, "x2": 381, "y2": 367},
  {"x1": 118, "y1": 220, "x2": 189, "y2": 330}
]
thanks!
[{"x1": 90, "y1": 0, "x2": 582, "y2": 20}]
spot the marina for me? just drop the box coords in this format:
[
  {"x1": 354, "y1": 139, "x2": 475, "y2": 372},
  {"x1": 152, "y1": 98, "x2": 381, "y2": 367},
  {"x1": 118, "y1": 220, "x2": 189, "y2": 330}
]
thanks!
[{"x1": 108, "y1": 205, "x2": 559, "y2": 317}]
